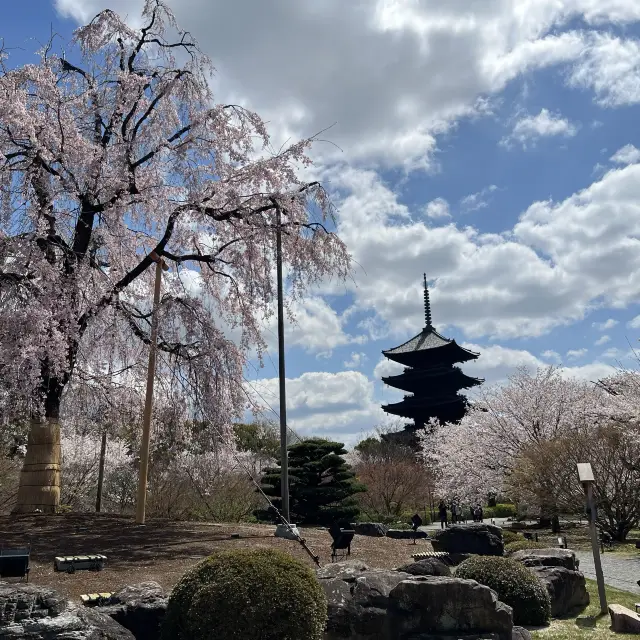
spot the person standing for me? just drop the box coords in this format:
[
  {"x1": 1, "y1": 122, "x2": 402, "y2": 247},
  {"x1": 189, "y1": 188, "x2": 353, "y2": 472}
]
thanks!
[
  {"x1": 451, "y1": 502, "x2": 458, "y2": 524},
  {"x1": 438, "y1": 500, "x2": 447, "y2": 529}
]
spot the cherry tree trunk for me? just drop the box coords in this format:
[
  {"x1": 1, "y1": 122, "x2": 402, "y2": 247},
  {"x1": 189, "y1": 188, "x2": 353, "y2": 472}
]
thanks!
[{"x1": 12, "y1": 417, "x2": 61, "y2": 514}]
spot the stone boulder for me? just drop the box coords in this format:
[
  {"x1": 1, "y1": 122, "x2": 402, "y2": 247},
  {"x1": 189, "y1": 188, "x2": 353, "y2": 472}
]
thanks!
[
  {"x1": 529, "y1": 567, "x2": 590, "y2": 617},
  {"x1": 432, "y1": 523, "x2": 504, "y2": 556},
  {"x1": 511, "y1": 548, "x2": 578, "y2": 571},
  {"x1": 395, "y1": 557, "x2": 451, "y2": 577},
  {"x1": 319, "y1": 569, "x2": 516, "y2": 640},
  {"x1": 320, "y1": 568, "x2": 413, "y2": 639},
  {"x1": 386, "y1": 576, "x2": 513, "y2": 640},
  {"x1": 511, "y1": 626, "x2": 533, "y2": 640},
  {"x1": 0, "y1": 581, "x2": 134, "y2": 639},
  {"x1": 95, "y1": 582, "x2": 168, "y2": 640},
  {"x1": 317, "y1": 560, "x2": 370, "y2": 580},
  {"x1": 608, "y1": 604, "x2": 640, "y2": 634},
  {"x1": 385, "y1": 529, "x2": 428, "y2": 539},
  {"x1": 353, "y1": 522, "x2": 388, "y2": 537}
]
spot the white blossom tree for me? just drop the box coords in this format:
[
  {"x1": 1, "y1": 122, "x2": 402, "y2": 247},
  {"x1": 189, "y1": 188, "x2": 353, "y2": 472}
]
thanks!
[
  {"x1": 0, "y1": 0, "x2": 349, "y2": 513},
  {"x1": 418, "y1": 367, "x2": 611, "y2": 524}
]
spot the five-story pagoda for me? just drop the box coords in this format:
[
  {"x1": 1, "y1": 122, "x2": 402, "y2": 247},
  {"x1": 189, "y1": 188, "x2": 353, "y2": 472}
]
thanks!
[{"x1": 380, "y1": 275, "x2": 483, "y2": 445}]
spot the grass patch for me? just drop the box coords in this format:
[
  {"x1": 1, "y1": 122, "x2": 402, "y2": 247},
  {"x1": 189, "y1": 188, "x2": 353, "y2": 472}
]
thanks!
[{"x1": 530, "y1": 578, "x2": 638, "y2": 639}]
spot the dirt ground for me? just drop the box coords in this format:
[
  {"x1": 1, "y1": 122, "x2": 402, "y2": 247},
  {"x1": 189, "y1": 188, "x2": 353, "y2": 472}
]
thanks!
[{"x1": 0, "y1": 513, "x2": 428, "y2": 601}]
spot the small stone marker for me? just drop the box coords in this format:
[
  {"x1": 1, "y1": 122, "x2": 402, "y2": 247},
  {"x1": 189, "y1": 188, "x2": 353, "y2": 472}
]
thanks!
[
  {"x1": 275, "y1": 523, "x2": 300, "y2": 540},
  {"x1": 608, "y1": 604, "x2": 640, "y2": 634}
]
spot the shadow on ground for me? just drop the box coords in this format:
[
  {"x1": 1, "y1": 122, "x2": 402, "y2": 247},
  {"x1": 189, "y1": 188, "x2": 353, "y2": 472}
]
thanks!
[{"x1": 0, "y1": 512, "x2": 272, "y2": 563}]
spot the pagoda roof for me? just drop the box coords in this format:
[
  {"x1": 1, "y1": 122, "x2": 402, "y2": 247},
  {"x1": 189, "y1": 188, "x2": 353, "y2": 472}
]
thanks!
[
  {"x1": 382, "y1": 328, "x2": 480, "y2": 366},
  {"x1": 382, "y1": 366, "x2": 483, "y2": 392},
  {"x1": 381, "y1": 395, "x2": 468, "y2": 422}
]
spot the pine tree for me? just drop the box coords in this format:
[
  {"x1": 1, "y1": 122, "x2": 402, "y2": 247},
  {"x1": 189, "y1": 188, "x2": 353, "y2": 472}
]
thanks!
[{"x1": 257, "y1": 438, "x2": 366, "y2": 525}]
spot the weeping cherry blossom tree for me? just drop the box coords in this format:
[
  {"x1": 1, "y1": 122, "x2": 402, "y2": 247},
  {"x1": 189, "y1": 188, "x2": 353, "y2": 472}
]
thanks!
[{"x1": 0, "y1": 0, "x2": 349, "y2": 513}]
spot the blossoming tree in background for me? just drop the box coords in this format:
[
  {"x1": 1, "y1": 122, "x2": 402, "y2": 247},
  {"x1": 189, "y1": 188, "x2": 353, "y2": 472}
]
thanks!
[
  {"x1": 418, "y1": 367, "x2": 612, "y2": 525},
  {"x1": 0, "y1": 0, "x2": 349, "y2": 513}
]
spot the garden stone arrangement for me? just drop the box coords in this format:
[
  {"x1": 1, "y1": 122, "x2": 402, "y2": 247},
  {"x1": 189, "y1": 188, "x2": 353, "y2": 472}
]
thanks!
[
  {"x1": 317, "y1": 561, "x2": 519, "y2": 640},
  {"x1": 432, "y1": 523, "x2": 505, "y2": 556},
  {"x1": 0, "y1": 582, "x2": 134, "y2": 640},
  {"x1": 0, "y1": 530, "x2": 609, "y2": 640}
]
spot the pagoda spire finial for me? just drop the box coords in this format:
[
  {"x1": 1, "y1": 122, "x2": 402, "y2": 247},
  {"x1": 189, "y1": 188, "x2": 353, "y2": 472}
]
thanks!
[{"x1": 423, "y1": 273, "x2": 433, "y2": 330}]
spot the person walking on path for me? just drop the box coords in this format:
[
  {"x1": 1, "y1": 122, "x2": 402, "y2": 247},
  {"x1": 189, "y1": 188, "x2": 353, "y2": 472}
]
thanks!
[{"x1": 438, "y1": 500, "x2": 448, "y2": 529}]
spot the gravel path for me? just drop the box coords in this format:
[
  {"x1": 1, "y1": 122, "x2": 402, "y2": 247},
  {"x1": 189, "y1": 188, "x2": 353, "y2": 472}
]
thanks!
[{"x1": 575, "y1": 550, "x2": 640, "y2": 594}]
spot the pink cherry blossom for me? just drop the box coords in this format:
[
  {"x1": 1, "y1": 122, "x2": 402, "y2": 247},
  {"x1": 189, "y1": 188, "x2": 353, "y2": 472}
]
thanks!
[{"x1": 0, "y1": 0, "x2": 349, "y2": 512}]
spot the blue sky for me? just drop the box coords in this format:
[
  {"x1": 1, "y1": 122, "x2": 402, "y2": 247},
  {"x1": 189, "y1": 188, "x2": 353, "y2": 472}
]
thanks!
[{"x1": 7, "y1": 0, "x2": 640, "y2": 445}]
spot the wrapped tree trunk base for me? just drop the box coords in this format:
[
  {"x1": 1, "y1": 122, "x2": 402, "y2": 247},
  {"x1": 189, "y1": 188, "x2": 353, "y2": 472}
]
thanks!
[{"x1": 12, "y1": 418, "x2": 61, "y2": 514}]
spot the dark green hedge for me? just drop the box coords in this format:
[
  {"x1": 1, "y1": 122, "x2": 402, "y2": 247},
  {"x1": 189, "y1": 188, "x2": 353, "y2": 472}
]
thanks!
[
  {"x1": 456, "y1": 555, "x2": 551, "y2": 626},
  {"x1": 161, "y1": 548, "x2": 327, "y2": 640}
]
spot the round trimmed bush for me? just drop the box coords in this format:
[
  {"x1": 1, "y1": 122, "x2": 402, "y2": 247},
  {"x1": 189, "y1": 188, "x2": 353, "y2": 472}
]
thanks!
[
  {"x1": 161, "y1": 548, "x2": 327, "y2": 640},
  {"x1": 504, "y1": 539, "x2": 548, "y2": 554},
  {"x1": 456, "y1": 556, "x2": 551, "y2": 626},
  {"x1": 501, "y1": 529, "x2": 522, "y2": 545}
]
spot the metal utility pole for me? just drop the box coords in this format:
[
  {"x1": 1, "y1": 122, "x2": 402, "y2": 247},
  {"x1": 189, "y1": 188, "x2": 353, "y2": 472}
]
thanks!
[
  {"x1": 276, "y1": 206, "x2": 290, "y2": 522},
  {"x1": 136, "y1": 251, "x2": 169, "y2": 525},
  {"x1": 577, "y1": 462, "x2": 608, "y2": 614}
]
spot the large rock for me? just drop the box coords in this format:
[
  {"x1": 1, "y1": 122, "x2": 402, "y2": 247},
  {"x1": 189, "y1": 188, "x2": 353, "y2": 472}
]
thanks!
[
  {"x1": 353, "y1": 523, "x2": 388, "y2": 537},
  {"x1": 529, "y1": 567, "x2": 590, "y2": 617},
  {"x1": 608, "y1": 604, "x2": 640, "y2": 634},
  {"x1": 0, "y1": 581, "x2": 134, "y2": 639},
  {"x1": 320, "y1": 569, "x2": 515, "y2": 640},
  {"x1": 511, "y1": 548, "x2": 578, "y2": 571},
  {"x1": 432, "y1": 524, "x2": 504, "y2": 556},
  {"x1": 385, "y1": 529, "x2": 428, "y2": 539},
  {"x1": 511, "y1": 626, "x2": 532, "y2": 640},
  {"x1": 320, "y1": 568, "x2": 413, "y2": 639},
  {"x1": 317, "y1": 560, "x2": 370, "y2": 581},
  {"x1": 95, "y1": 582, "x2": 168, "y2": 640},
  {"x1": 386, "y1": 576, "x2": 513, "y2": 640},
  {"x1": 396, "y1": 558, "x2": 451, "y2": 577}
]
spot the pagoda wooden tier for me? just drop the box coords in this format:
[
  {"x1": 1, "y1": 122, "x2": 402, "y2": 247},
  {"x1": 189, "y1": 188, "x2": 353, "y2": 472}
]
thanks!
[{"x1": 380, "y1": 275, "x2": 483, "y2": 444}]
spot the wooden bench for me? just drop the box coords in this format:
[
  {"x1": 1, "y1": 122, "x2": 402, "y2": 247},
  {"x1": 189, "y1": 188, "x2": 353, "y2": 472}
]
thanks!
[
  {"x1": 54, "y1": 554, "x2": 107, "y2": 574},
  {"x1": 0, "y1": 546, "x2": 31, "y2": 582},
  {"x1": 411, "y1": 551, "x2": 450, "y2": 560},
  {"x1": 80, "y1": 592, "x2": 115, "y2": 606}
]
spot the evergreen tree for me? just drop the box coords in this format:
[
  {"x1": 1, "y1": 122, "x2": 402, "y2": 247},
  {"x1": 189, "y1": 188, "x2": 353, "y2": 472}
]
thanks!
[{"x1": 256, "y1": 438, "x2": 366, "y2": 525}]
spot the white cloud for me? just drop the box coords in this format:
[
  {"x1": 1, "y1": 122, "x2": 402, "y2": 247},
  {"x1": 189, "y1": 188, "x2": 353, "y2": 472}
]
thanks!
[
  {"x1": 595, "y1": 335, "x2": 611, "y2": 346},
  {"x1": 610, "y1": 144, "x2": 640, "y2": 166},
  {"x1": 331, "y1": 162, "x2": 640, "y2": 341},
  {"x1": 557, "y1": 362, "x2": 616, "y2": 381},
  {"x1": 569, "y1": 33, "x2": 640, "y2": 107},
  {"x1": 54, "y1": 0, "x2": 640, "y2": 173},
  {"x1": 260, "y1": 297, "x2": 364, "y2": 357},
  {"x1": 344, "y1": 352, "x2": 367, "y2": 369},
  {"x1": 628, "y1": 315, "x2": 640, "y2": 329},
  {"x1": 249, "y1": 371, "x2": 384, "y2": 445},
  {"x1": 541, "y1": 350, "x2": 562, "y2": 363},
  {"x1": 567, "y1": 348, "x2": 588, "y2": 359},
  {"x1": 593, "y1": 318, "x2": 619, "y2": 330},
  {"x1": 373, "y1": 357, "x2": 404, "y2": 380},
  {"x1": 460, "y1": 185, "x2": 498, "y2": 213},
  {"x1": 463, "y1": 343, "x2": 544, "y2": 386},
  {"x1": 501, "y1": 109, "x2": 578, "y2": 149},
  {"x1": 423, "y1": 198, "x2": 451, "y2": 220}
]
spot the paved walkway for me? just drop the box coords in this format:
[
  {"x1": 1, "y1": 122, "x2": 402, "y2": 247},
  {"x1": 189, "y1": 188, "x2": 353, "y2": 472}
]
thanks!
[{"x1": 575, "y1": 551, "x2": 640, "y2": 595}]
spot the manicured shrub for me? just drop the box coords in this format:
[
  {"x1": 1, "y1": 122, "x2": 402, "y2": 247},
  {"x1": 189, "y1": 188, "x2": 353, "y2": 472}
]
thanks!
[
  {"x1": 504, "y1": 539, "x2": 548, "y2": 554},
  {"x1": 456, "y1": 555, "x2": 551, "y2": 626},
  {"x1": 161, "y1": 548, "x2": 327, "y2": 640},
  {"x1": 483, "y1": 503, "x2": 518, "y2": 519},
  {"x1": 501, "y1": 529, "x2": 523, "y2": 545}
]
